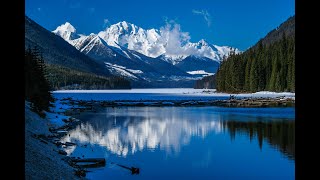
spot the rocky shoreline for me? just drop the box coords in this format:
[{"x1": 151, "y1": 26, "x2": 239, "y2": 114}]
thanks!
[
  {"x1": 212, "y1": 96, "x2": 295, "y2": 107},
  {"x1": 25, "y1": 102, "x2": 88, "y2": 179},
  {"x1": 62, "y1": 96, "x2": 294, "y2": 116}
]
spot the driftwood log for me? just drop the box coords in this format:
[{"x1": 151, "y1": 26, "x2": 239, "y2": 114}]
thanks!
[{"x1": 71, "y1": 158, "x2": 106, "y2": 168}]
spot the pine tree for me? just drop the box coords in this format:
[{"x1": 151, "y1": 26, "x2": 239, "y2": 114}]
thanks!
[
  {"x1": 244, "y1": 57, "x2": 252, "y2": 91},
  {"x1": 268, "y1": 53, "x2": 278, "y2": 91},
  {"x1": 290, "y1": 40, "x2": 295, "y2": 92},
  {"x1": 249, "y1": 57, "x2": 258, "y2": 92},
  {"x1": 25, "y1": 47, "x2": 54, "y2": 117}
]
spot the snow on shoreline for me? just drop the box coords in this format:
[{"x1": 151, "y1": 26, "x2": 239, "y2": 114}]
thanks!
[
  {"x1": 25, "y1": 102, "x2": 82, "y2": 179},
  {"x1": 52, "y1": 88, "x2": 295, "y2": 101}
]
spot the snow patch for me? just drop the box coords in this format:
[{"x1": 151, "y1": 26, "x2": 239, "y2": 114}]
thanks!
[
  {"x1": 52, "y1": 22, "x2": 79, "y2": 44},
  {"x1": 127, "y1": 69, "x2": 143, "y2": 74},
  {"x1": 105, "y1": 62, "x2": 139, "y2": 79},
  {"x1": 187, "y1": 70, "x2": 215, "y2": 76},
  {"x1": 132, "y1": 53, "x2": 142, "y2": 60}
]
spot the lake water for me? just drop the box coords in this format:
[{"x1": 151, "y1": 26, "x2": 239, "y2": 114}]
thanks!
[{"x1": 60, "y1": 106, "x2": 295, "y2": 180}]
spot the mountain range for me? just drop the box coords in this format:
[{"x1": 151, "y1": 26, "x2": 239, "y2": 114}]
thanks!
[{"x1": 26, "y1": 15, "x2": 240, "y2": 88}]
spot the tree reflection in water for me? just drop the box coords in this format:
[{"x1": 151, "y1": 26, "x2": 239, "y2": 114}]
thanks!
[{"x1": 223, "y1": 120, "x2": 295, "y2": 160}]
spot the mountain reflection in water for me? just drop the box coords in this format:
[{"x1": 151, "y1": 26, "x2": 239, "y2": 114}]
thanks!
[{"x1": 61, "y1": 106, "x2": 294, "y2": 160}]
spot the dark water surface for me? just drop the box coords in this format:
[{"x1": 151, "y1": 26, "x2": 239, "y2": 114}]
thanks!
[{"x1": 61, "y1": 106, "x2": 294, "y2": 180}]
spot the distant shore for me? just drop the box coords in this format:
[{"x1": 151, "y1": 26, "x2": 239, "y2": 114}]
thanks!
[{"x1": 62, "y1": 96, "x2": 294, "y2": 115}]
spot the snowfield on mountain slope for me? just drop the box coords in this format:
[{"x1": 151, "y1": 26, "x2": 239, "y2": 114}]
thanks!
[{"x1": 104, "y1": 62, "x2": 140, "y2": 80}]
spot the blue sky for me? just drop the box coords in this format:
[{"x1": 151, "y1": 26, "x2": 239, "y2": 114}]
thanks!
[{"x1": 25, "y1": 0, "x2": 294, "y2": 51}]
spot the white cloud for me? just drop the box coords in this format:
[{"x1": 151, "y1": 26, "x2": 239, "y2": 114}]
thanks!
[
  {"x1": 144, "y1": 20, "x2": 211, "y2": 58},
  {"x1": 159, "y1": 22, "x2": 190, "y2": 56},
  {"x1": 192, "y1": 9, "x2": 212, "y2": 27},
  {"x1": 148, "y1": 21, "x2": 200, "y2": 58}
]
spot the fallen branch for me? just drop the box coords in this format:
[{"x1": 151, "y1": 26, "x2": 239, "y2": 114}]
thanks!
[{"x1": 111, "y1": 162, "x2": 140, "y2": 174}]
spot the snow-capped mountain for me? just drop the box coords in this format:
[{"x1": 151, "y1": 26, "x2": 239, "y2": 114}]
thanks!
[
  {"x1": 52, "y1": 21, "x2": 240, "y2": 87},
  {"x1": 184, "y1": 39, "x2": 240, "y2": 61},
  {"x1": 98, "y1": 21, "x2": 162, "y2": 56},
  {"x1": 52, "y1": 22, "x2": 80, "y2": 44},
  {"x1": 73, "y1": 33, "x2": 116, "y2": 60},
  {"x1": 96, "y1": 21, "x2": 240, "y2": 64},
  {"x1": 54, "y1": 21, "x2": 240, "y2": 64},
  {"x1": 53, "y1": 22, "x2": 194, "y2": 87}
]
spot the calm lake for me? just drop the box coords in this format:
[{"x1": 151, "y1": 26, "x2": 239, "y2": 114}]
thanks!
[{"x1": 60, "y1": 106, "x2": 295, "y2": 180}]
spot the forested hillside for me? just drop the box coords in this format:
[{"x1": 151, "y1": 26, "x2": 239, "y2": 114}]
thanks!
[
  {"x1": 25, "y1": 16, "x2": 108, "y2": 76},
  {"x1": 25, "y1": 15, "x2": 131, "y2": 90},
  {"x1": 25, "y1": 48, "x2": 54, "y2": 116},
  {"x1": 216, "y1": 32, "x2": 294, "y2": 93},
  {"x1": 194, "y1": 75, "x2": 216, "y2": 89},
  {"x1": 46, "y1": 64, "x2": 131, "y2": 90},
  {"x1": 214, "y1": 16, "x2": 295, "y2": 93},
  {"x1": 254, "y1": 16, "x2": 295, "y2": 48}
]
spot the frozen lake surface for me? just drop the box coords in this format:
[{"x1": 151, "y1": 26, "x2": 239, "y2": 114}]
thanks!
[{"x1": 53, "y1": 88, "x2": 295, "y2": 101}]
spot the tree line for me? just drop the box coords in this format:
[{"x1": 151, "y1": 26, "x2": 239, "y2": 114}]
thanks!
[
  {"x1": 215, "y1": 33, "x2": 295, "y2": 93},
  {"x1": 194, "y1": 75, "x2": 216, "y2": 89},
  {"x1": 25, "y1": 47, "x2": 132, "y2": 116},
  {"x1": 25, "y1": 47, "x2": 54, "y2": 117},
  {"x1": 46, "y1": 64, "x2": 131, "y2": 90}
]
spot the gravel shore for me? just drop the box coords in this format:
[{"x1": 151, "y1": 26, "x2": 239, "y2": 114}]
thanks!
[{"x1": 25, "y1": 103, "x2": 86, "y2": 180}]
